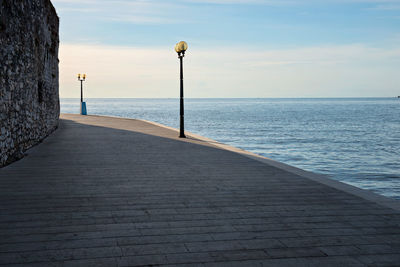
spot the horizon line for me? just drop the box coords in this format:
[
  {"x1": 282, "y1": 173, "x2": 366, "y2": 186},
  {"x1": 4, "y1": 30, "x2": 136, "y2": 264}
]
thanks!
[{"x1": 60, "y1": 96, "x2": 399, "y2": 99}]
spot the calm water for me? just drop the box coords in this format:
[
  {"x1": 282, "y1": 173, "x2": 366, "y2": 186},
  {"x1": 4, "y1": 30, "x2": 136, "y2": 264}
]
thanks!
[{"x1": 61, "y1": 98, "x2": 400, "y2": 200}]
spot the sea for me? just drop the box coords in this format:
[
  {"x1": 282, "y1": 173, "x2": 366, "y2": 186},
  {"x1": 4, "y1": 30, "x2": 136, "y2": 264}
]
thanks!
[{"x1": 61, "y1": 98, "x2": 400, "y2": 200}]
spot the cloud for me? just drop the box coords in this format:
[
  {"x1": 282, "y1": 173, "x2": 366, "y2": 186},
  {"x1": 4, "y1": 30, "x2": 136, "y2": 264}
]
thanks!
[
  {"x1": 59, "y1": 43, "x2": 400, "y2": 98},
  {"x1": 59, "y1": 44, "x2": 177, "y2": 98},
  {"x1": 52, "y1": 0, "x2": 400, "y2": 26},
  {"x1": 52, "y1": 0, "x2": 185, "y2": 24},
  {"x1": 182, "y1": 0, "x2": 400, "y2": 4},
  {"x1": 182, "y1": 0, "x2": 294, "y2": 4},
  {"x1": 370, "y1": 4, "x2": 400, "y2": 10},
  {"x1": 52, "y1": 0, "x2": 97, "y2": 3}
]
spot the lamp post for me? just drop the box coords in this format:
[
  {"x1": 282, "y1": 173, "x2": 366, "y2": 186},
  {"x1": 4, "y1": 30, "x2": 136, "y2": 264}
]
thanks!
[
  {"x1": 175, "y1": 41, "x2": 188, "y2": 138},
  {"x1": 77, "y1": 73, "x2": 87, "y2": 115}
]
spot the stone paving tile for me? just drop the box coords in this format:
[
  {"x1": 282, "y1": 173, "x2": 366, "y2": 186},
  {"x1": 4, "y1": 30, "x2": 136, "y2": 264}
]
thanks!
[
  {"x1": 210, "y1": 230, "x2": 299, "y2": 241},
  {"x1": 264, "y1": 247, "x2": 326, "y2": 258},
  {"x1": 279, "y1": 235, "x2": 375, "y2": 248},
  {"x1": 164, "y1": 252, "x2": 216, "y2": 265},
  {"x1": 0, "y1": 246, "x2": 122, "y2": 265},
  {"x1": 239, "y1": 239, "x2": 286, "y2": 250},
  {"x1": 117, "y1": 254, "x2": 168, "y2": 266},
  {"x1": 0, "y1": 238, "x2": 118, "y2": 253},
  {"x1": 356, "y1": 244, "x2": 398, "y2": 254},
  {"x1": 121, "y1": 242, "x2": 188, "y2": 256},
  {"x1": 202, "y1": 260, "x2": 264, "y2": 267},
  {"x1": 0, "y1": 114, "x2": 399, "y2": 265},
  {"x1": 355, "y1": 253, "x2": 400, "y2": 266},
  {"x1": 185, "y1": 240, "x2": 246, "y2": 253},
  {"x1": 2, "y1": 262, "x2": 64, "y2": 267},
  {"x1": 117, "y1": 233, "x2": 214, "y2": 246},
  {"x1": 62, "y1": 257, "x2": 118, "y2": 267},
  {"x1": 318, "y1": 245, "x2": 362, "y2": 256},
  {"x1": 361, "y1": 234, "x2": 400, "y2": 245},
  {"x1": 202, "y1": 256, "x2": 366, "y2": 267},
  {"x1": 209, "y1": 250, "x2": 269, "y2": 261},
  {"x1": 139, "y1": 225, "x2": 237, "y2": 236},
  {"x1": 266, "y1": 256, "x2": 366, "y2": 266}
]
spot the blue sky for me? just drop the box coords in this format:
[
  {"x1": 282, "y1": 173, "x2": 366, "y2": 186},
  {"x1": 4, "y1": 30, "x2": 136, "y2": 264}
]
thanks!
[{"x1": 52, "y1": 0, "x2": 400, "y2": 98}]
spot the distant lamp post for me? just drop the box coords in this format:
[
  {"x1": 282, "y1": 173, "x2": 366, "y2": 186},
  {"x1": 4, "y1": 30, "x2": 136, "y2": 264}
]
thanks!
[
  {"x1": 77, "y1": 73, "x2": 87, "y2": 115},
  {"x1": 175, "y1": 41, "x2": 188, "y2": 138}
]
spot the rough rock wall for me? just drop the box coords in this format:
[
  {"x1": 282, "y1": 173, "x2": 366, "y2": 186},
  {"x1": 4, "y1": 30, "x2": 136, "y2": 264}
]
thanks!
[{"x1": 0, "y1": 0, "x2": 59, "y2": 167}]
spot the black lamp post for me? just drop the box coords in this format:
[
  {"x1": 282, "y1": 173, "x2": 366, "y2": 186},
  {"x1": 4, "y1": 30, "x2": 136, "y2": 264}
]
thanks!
[
  {"x1": 175, "y1": 41, "x2": 188, "y2": 138},
  {"x1": 77, "y1": 73, "x2": 87, "y2": 115}
]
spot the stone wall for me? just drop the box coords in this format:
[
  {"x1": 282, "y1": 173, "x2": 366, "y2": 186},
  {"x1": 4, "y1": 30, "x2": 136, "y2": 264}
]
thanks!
[{"x1": 0, "y1": 0, "x2": 59, "y2": 167}]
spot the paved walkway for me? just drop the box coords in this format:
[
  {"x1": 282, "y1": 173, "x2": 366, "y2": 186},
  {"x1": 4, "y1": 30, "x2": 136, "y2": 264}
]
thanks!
[{"x1": 1, "y1": 114, "x2": 400, "y2": 266}]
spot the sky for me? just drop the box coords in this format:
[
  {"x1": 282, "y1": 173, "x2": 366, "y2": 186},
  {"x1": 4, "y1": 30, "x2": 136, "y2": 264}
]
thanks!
[{"x1": 52, "y1": 0, "x2": 400, "y2": 98}]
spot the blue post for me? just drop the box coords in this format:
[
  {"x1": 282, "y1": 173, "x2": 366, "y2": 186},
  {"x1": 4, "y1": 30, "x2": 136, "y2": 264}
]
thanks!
[{"x1": 81, "y1": 102, "x2": 87, "y2": 115}]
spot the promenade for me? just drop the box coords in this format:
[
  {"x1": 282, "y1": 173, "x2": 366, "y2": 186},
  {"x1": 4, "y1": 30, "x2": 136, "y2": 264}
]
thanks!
[{"x1": 0, "y1": 114, "x2": 399, "y2": 266}]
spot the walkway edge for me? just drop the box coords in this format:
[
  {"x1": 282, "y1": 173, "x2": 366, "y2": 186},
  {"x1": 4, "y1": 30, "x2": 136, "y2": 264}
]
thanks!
[{"x1": 140, "y1": 118, "x2": 400, "y2": 212}]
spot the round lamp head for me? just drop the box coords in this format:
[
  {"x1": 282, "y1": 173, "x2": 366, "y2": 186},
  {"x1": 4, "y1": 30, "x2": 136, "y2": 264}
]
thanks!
[
  {"x1": 83, "y1": 74, "x2": 86, "y2": 80},
  {"x1": 175, "y1": 41, "x2": 188, "y2": 53},
  {"x1": 77, "y1": 73, "x2": 81, "y2": 79}
]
